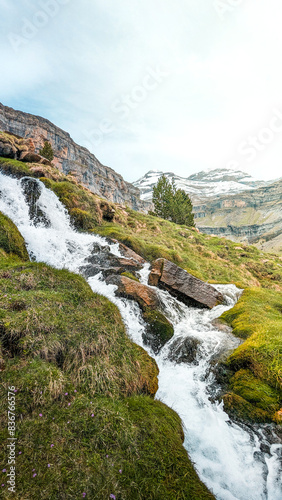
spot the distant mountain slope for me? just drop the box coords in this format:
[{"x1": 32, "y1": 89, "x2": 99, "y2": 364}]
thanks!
[
  {"x1": 133, "y1": 168, "x2": 270, "y2": 202},
  {"x1": 134, "y1": 169, "x2": 281, "y2": 253},
  {"x1": 0, "y1": 103, "x2": 146, "y2": 210}
]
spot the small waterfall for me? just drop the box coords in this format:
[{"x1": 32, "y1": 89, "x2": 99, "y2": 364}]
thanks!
[{"x1": 0, "y1": 172, "x2": 281, "y2": 500}]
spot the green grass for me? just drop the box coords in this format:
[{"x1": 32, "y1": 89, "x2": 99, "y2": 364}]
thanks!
[
  {"x1": 0, "y1": 247, "x2": 214, "y2": 498},
  {"x1": 0, "y1": 212, "x2": 29, "y2": 261},
  {"x1": 220, "y1": 288, "x2": 282, "y2": 422}
]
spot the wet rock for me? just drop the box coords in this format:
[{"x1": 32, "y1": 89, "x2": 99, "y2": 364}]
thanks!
[
  {"x1": 167, "y1": 336, "x2": 201, "y2": 364},
  {"x1": 20, "y1": 178, "x2": 50, "y2": 227},
  {"x1": 142, "y1": 310, "x2": 174, "y2": 354},
  {"x1": 105, "y1": 275, "x2": 160, "y2": 310},
  {"x1": 80, "y1": 243, "x2": 143, "y2": 279},
  {"x1": 149, "y1": 258, "x2": 224, "y2": 309},
  {"x1": 109, "y1": 239, "x2": 146, "y2": 265}
]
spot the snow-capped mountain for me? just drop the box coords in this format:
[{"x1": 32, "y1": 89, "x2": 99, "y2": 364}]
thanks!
[{"x1": 133, "y1": 168, "x2": 269, "y2": 202}]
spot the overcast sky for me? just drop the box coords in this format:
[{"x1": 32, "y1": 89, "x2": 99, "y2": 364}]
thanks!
[{"x1": 1, "y1": 0, "x2": 282, "y2": 182}]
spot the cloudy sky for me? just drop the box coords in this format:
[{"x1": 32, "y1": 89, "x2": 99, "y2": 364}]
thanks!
[{"x1": 1, "y1": 0, "x2": 282, "y2": 182}]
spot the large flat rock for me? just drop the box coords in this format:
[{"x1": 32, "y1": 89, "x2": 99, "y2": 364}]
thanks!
[
  {"x1": 105, "y1": 274, "x2": 160, "y2": 310},
  {"x1": 148, "y1": 259, "x2": 224, "y2": 309}
]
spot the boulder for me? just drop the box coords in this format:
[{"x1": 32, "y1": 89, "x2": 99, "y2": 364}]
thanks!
[
  {"x1": 110, "y1": 239, "x2": 146, "y2": 265},
  {"x1": 142, "y1": 310, "x2": 174, "y2": 354},
  {"x1": 105, "y1": 275, "x2": 160, "y2": 310},
  {"x1": 0, "y1": 141, "x2": 17, "y2": 158},
  {"x1": 20, "y1": 178, "x2": 50, "y2": 227},
  {"x1": 149, "y1": 258, "x2": 224, "y2": 309},
  {"x1": 21, "y1": 152, "x2": 52, "y2": 165},
  {"x1": 167, "y1": 337, "x2": 201, "y2": 364},
  {"x1": 80, "y1": 243, "x2": 143, "y2": 279}
]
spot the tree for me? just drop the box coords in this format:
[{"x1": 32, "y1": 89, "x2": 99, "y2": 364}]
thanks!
[
  {"x1": 152, "y1": 175, "x2": 195, "y2": 227},
  {"x1": 39, "y1": 141, "x2": 54, "y2": 162},
  {"x1": 152, "y1": 175, "x2": 174, "y2": 220}
]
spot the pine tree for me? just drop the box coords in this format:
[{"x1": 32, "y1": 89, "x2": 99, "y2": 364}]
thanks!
[
  {"x1": 39, "y1": 141, "x2": 54, "y2": 162},
  {"x1": 152, "y1": 175, "x2": 195, "y2": 227},
  {"x1": 152, "y1": 175, "x2": 174, "y2": 219}
]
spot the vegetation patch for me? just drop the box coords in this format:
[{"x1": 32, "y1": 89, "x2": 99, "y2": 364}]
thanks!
[
  {"x1": 220, "y1": 288, "x2": 282, "y2": 422},
  {"x1": 0, "y1": 212, "x2": 29, "y2": 261}
]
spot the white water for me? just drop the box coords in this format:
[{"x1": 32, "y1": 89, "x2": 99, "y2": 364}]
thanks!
[{"x1": 0, "y1": 173, "x2": 281, "y2": 500}]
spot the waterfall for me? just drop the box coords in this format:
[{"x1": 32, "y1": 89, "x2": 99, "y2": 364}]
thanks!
[{"x1": 0, "y1": 172, "x2": 281, "y2": 500}]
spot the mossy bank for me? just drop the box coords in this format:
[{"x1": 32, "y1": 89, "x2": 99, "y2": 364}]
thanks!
[{"x1": 0, "y1": 212, "x2": 214, "y2": 499}]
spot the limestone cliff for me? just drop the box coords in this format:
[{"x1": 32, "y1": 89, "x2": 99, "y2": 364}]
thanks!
[
  {"x1": 195, "y1": 179, "x2": 282, "y2": 253},
  {"x1": 0, "y1": 103, "x2": 145, "y2": 209}
]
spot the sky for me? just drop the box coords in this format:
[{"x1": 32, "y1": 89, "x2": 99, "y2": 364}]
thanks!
[{"x1": 1, "y1": 0, "x2": 282, "y2": 183}]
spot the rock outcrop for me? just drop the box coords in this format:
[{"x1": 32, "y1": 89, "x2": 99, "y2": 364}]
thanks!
[
  {"x1": 149, "y1": 259, "x2": 224, "y2": 309},
  {"x1": 0, "y1": 131, "x2": 51, "y2": 165},
  {"x1": 80, "y1": 243, "x2": 144, "y2": 279},
  {"x1": 0, "y1": 103, "x2": 146, "y2": 210}
]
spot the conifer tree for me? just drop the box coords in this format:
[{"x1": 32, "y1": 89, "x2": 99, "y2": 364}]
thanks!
[
  {"x1": 39, "y1": 141, "x2": 54, "y2": 162},
  {"x1": 152, "y1": 175, "x2": 195, "y2": 227},
  {"x1": 152, "y1": 175, "x2": 174, "y2": 220}
]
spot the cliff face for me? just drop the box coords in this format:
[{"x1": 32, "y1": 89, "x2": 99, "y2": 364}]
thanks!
[
  {"x1": 195, "y1": 179, "x2": 282, "y2": 253},
  {"x1": 0, "y1": 103, "x2": 145, "y2": 209}
]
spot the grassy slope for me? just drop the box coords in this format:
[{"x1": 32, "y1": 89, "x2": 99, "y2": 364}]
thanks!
[
  {"x1": 0, "y1": 213, "x2": 213, "y2": 499},
  {"x1": 1, "y1": 155, "x2": 282, "y2": 423}
]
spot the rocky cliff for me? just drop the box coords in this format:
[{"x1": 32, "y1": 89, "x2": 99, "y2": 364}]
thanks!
[
  {"x1": 195, "y1": 179, "x2": 282, "y2": 253},
  {"x1": 0, "y1": 103, "x2": 145, "y2": 209}
]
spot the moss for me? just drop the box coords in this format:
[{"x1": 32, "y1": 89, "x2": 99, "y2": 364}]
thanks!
[
  {"x1": 143, "y1": 309, "x2": 174, "y2": 353},
  {"x1": 0, "y1": 156, "x2": 31, "y2": 177},
  {"x1": 220, "y1": 288, "x2": 282, "y2": 422},
  {"x1": 0, "y1": 212, "x2": 29, "y2": 260},
  {"x1": 40, "y1": 178, "x2": 100, "y2": 229},
  {"x1": 121, "y1": 271, "x2": 140, "y2": 282},
  {"x1": 229, "y1": 369, "x2": 280, "y2": 414},
  {"x1": 222, "y1": 393, "x2": 271, "y2": 423}
]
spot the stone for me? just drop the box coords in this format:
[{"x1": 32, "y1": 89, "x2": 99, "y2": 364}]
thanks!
[
  {"x1": 20, "y1": 178, "x2": 50, "y2": 227},
  {"x1": 80, "y1": 243, "x2": 143, "y2": 279},
  {"x1": 20, "y1": 152, "x2": 51, "y2": 164},
  {"x1": 149, "y1": 258, "x2": 224, "y2": 309},
  {"x1": 105, "y1": 275, "x2": 160, "y2": 310},
  {"x1": 110, "y1": 239, "x2": 146, "y2": 264},
  {"x1": 142, "y1": 310, "x2": 174, "y2": 354},
  {"x1": 167, "y1": 337, "x2": 201, "y2": 364}
]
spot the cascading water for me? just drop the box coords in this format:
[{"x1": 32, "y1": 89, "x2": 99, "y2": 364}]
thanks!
[{"x1": 0, "y1": 172, "x2": 281, "y2": 500}]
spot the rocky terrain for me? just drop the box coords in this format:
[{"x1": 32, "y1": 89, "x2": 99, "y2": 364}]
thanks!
[
  {"x1": 134, "y1": 169, "x2": 282, "y2": 253},
  {"x1": 0, "y1": 103, "x2": 146, "y2": 210}
]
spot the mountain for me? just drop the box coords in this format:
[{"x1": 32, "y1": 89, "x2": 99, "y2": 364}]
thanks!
[
  {"x1": 133, "y1": 168, "x2": 270, "y2": 202},
  {"x1": 0, "y1": 103, "x2": 145, "y2": 210},
  {"x1": 134, "y1": 169, "x2": 282, "y2": 253}
]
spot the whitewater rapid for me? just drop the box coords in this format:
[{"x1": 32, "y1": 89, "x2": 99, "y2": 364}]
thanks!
[{"x1": 0, "y1": 173, "x2": 281, "y2": 500}]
